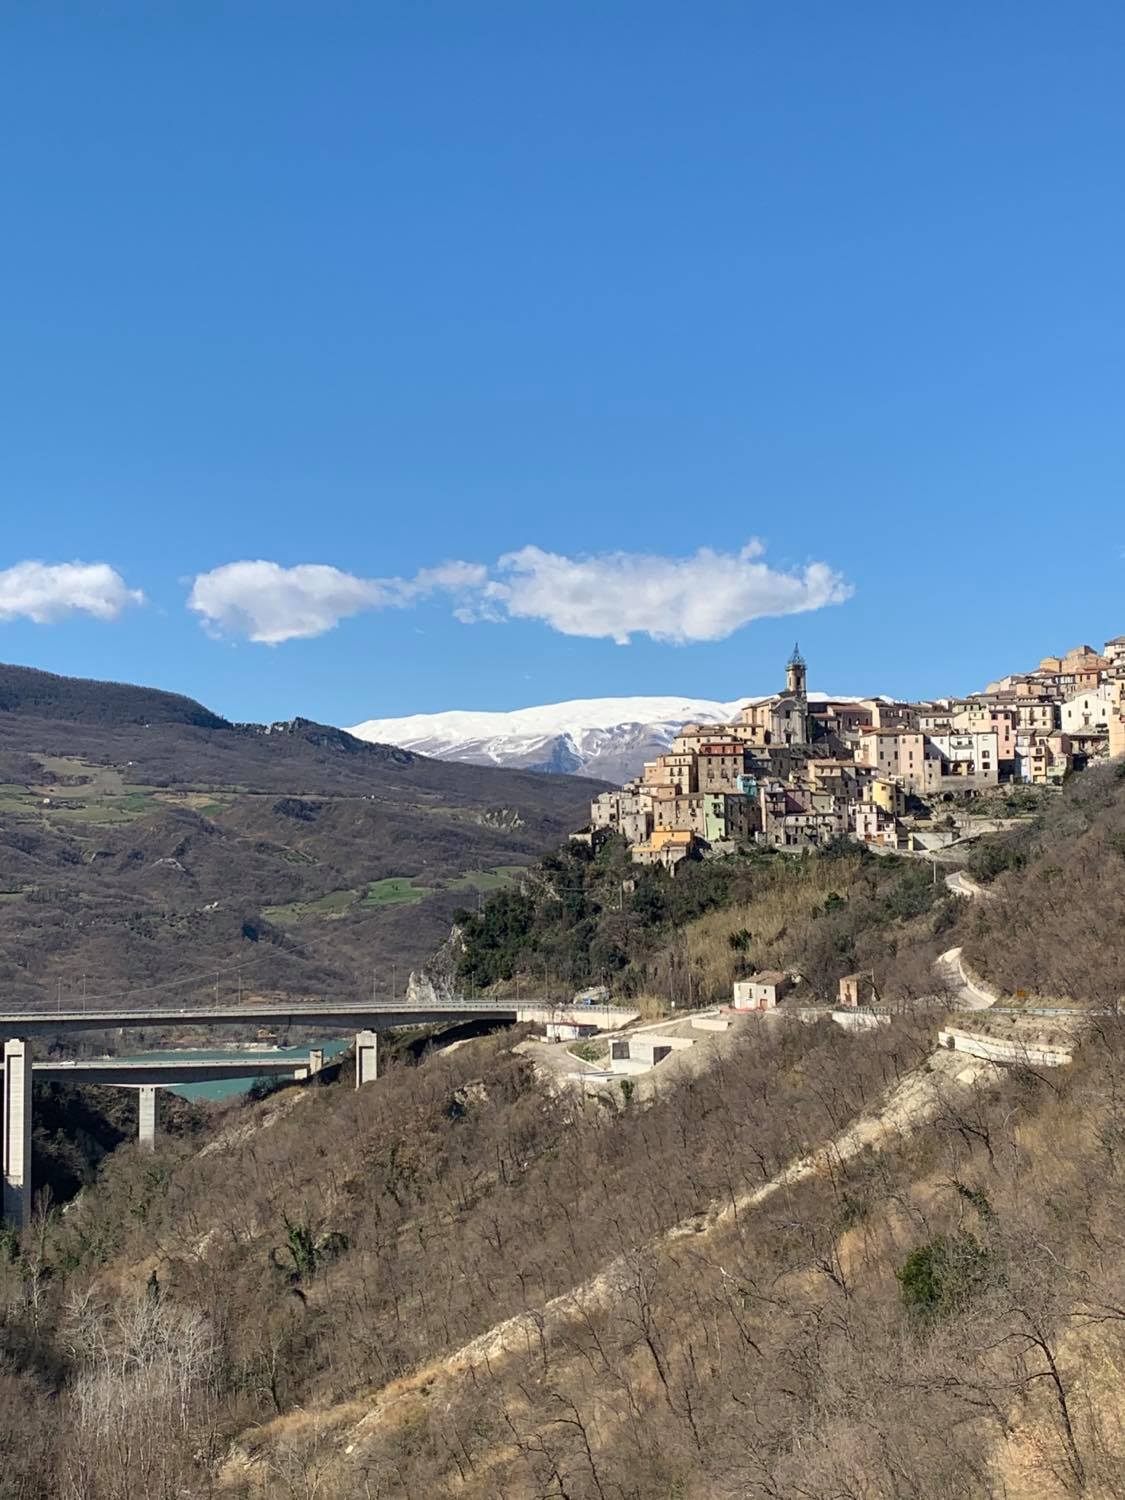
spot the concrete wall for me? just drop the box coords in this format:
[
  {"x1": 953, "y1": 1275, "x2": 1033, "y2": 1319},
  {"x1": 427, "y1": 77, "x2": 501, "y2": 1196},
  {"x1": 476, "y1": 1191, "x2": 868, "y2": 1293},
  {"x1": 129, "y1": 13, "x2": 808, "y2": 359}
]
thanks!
[
  {"x1": 138, "y1": 1086, "x2": 158, "y2": 1150},
  {"x1": 938, "y1": 1027, "x2": 1073, "y2": 1067},
  {"x1": 608, "y1": 1034, "x2": 694, "y2": 1074},
  {"x1": 830, "y1": 1009, "x2": 890, "y2": 1031},
  {"x1": 608, "y1": 1055, "x2": 655, "y2": 1076},
  {"x1": 517, "y1": 1004, "x2": 639, "y2": 1029},
  {"x1": 630, "y1": 1034, "x2": 695, "y2": 1053},
  {"x1": 355, "y1": 1030, "x2": 378, "y2": 1087},
  {"x1": 778, "y1": 1007, "x2": 890, "y2": 1032},
  {"x1": 3, "y1": 1040, "x2": 31, "y2": 1228},
  {"x1": 951, "y1": 952, "x2": 1005, "y2": 1006}
]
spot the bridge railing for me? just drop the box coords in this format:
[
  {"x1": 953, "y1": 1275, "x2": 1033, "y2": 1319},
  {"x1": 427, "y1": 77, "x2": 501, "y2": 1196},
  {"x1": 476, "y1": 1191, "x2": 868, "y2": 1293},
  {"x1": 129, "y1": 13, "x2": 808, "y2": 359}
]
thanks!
[
  {"x1": 0, "y1": 998, "x2": 634, "y2": 1021},
  {"x1": 360, "y1": 999, "x2": 630, "y2": 1019}
]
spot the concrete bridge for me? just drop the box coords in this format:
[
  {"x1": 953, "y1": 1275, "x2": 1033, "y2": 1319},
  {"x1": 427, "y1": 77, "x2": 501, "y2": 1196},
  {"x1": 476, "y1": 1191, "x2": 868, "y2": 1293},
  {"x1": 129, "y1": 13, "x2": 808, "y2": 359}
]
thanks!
[
  {"x1": 0, "y1": 1040, "x2": 347, "y2": 1230},
  {"x1": 0, "y1": 999, "x2": 635, "y2": 1229},
  {"x1": 10, "y1": 1054, "x2": 322, "y2": 1086},
  {"x1": 0, "y1": 997, "x2": 630, "y2": 1038}
]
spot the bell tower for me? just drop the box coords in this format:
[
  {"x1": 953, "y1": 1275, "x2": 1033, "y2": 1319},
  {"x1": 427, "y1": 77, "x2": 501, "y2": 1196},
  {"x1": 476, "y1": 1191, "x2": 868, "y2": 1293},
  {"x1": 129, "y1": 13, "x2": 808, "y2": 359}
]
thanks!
[{"x1": 786, "y1": 643, "x2": 807, "y2": 699}]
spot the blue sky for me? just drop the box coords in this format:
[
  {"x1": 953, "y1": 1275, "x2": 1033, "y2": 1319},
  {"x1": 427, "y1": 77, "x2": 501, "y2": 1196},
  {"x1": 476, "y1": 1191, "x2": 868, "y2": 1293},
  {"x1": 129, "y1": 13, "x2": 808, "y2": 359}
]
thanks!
[{"x1": 2, "y1": 3, "x2": 1124, "y2": 724}]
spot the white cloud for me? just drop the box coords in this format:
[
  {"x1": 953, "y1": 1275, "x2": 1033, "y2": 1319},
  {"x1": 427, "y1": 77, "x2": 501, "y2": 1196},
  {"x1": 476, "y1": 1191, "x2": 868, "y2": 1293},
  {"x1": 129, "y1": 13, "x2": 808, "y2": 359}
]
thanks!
[
  {"x1": 187, "y1": 558, "x2": 488, "y2": 644},
  {"x1": 484, "y1": 541, "x2": 852, "y2": 644},
  {"x1": 188, "y1": 541, "x2": 851, "y2": 646},
  {"x1": 412, "y1": 560, "x2": 490, "y2": 593},
  {"x1": 0, "y1": 561, "x2": 144, "y2": 624},
  {"x1": 188, "y1": 561, "x2": 390, "y2": 644}
]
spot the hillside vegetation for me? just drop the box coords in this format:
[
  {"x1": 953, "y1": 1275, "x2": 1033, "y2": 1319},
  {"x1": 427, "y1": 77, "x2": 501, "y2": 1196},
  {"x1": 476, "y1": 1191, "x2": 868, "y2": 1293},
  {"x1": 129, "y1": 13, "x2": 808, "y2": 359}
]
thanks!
[
  {"x1": 456, "y1": 833, "x2": 959, "y2": 1006},
  {"x1": 963, "y1": 760, "x2": 1125, "y2": 1005},
  {"x1": 4, "y1": 987, "x2": 1125, "y2": 1496},
  {"x1": 6, "y1": 673, "x2": 1125, "y2": 1497},
  {"x1": 0, "y1": 662, "x2": 229, "y2": 728},
  {"x1": 0, "y1": 664, "x2": 599, "y2": 1009}
]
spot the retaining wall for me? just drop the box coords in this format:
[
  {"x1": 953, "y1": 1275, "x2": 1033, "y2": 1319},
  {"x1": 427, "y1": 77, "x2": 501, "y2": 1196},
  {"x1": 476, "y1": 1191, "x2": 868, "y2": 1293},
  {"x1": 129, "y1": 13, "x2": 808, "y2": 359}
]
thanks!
[{"x1": 938, "y1": 1027, "x2": 1073, "y2": 1068}]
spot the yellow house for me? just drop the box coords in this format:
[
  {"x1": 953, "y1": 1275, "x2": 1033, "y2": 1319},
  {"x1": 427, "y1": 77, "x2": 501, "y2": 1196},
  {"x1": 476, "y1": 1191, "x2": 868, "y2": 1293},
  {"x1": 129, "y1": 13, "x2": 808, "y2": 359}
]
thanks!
[
  {"x1": 631, "y1": 828, "x2": 696, "y2": 869},
  {"x1": 1110, "y1": 681, "x2": 1125, "y2": 760},
  {"x1": 870, "y1": 777, "x2": 906, "y2": 815}
]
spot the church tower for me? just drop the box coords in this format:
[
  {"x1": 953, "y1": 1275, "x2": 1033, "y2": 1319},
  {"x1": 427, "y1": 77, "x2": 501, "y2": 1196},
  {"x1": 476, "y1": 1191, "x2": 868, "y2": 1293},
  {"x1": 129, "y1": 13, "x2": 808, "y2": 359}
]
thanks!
[{"x1": 786, "y1": 643, "x2": 807, "y2": 699}]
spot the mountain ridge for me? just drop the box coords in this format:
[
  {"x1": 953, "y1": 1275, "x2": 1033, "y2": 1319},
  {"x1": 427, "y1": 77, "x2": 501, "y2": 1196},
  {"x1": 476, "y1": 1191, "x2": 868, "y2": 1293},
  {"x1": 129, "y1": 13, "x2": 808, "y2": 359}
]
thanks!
[
  {"x1": 0, "y1": 663, "x2": 602, "y2": 1008},
  {"x1": 348, "y1": 692, "x2": 873, "y2": 780},
  {"x1": 0, "y1": 660, "x2": 230, "y2": 729}
]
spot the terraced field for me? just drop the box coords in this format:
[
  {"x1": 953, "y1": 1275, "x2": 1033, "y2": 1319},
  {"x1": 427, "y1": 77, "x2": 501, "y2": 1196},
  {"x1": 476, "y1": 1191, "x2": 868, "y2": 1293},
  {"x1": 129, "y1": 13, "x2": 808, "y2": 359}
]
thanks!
[
  {"x1": 0, "y1": 757, "x2": 240, "y2": 830},
  {"x1": 0, "y1": 676, "x2": 598, "y2": 1008},
  {"x1": 265, "y1": 866, "x2": 526, "y2": 926}
]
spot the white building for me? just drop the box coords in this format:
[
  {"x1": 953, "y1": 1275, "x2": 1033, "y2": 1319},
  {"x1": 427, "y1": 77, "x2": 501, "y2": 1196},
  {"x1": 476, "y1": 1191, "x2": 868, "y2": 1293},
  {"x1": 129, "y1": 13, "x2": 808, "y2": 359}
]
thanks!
[
  {"x1": 1061, "y1": 683, "x2": 1114, "y2": 736},
  {"x1": 732, "y1": 971, "x2": 791, "y2": 1010}
]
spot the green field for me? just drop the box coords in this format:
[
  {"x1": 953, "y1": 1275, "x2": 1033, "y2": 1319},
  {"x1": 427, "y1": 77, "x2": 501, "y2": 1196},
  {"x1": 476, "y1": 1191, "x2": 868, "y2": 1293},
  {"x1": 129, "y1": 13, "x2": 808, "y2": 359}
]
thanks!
[
  {"x1": 360, "y1": 877, "x2": 433, "y2": 907},
  {"x1": 0, "y1": 756, "x2": 164, "y2": 827},
  {"x1": 0, "y1": 755, "x2": 246, "y2": 831},
  {"x1": 453, "y1": 864, "x2": 527, "y2": 889},
  {"x1": 265, "y1": 880, "x2": 428, "y2": 925},
  {"x1": 263, "y1": 866, "x2": 526, "y2": 926},
  {"x1": 263, "y1": 888, "x2": 361, "y2": 926},
  {"x1": 1, "y1": 747, "x2": 532, "y2": 921}
]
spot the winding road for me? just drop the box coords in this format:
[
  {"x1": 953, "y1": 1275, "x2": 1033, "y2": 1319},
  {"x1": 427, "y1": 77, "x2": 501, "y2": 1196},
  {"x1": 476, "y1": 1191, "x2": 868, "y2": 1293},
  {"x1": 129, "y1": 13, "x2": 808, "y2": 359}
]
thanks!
[
  {"x1": 935, "y1": 946, "x2": 998, "y2": 1011},
  {"x1": 944, "y1": 868, "x2": 992, "y2": 901}
]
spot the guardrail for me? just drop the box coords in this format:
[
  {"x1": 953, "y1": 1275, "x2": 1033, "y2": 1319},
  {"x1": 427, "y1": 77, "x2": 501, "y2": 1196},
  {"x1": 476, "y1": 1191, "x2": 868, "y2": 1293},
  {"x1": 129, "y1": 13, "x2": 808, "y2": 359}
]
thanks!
[
  {"x1": 0, "y1": 998, "x2": 633, "y2": 1023},
  {"x1": 788, "y1": 1003, "x2": 1118, "y2": 1020}
]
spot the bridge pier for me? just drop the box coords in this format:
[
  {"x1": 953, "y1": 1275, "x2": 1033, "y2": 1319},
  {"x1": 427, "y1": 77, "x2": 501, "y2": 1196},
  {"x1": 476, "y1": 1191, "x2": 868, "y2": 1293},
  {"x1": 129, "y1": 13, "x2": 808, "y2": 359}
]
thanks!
[
  {"x1": 138, "y1": 1086, "x2": 159, "y2": 1151},
  {"x1": 308, "y1": 1048, "x2": 324, "y2": 1077},
  {"x1": 3, "y1": 1040, "x2": 31, "y2": 1229},
  {"x1": 355, "y1": 1029, "x2": 378, "y2": 1087}
]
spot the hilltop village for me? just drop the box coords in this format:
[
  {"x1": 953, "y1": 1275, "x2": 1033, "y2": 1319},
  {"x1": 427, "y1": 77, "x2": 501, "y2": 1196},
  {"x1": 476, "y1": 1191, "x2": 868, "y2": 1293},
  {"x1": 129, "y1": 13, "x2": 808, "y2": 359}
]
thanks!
[{"x1": 589, "y1": 638, "x2": 1125, "y2": 868}]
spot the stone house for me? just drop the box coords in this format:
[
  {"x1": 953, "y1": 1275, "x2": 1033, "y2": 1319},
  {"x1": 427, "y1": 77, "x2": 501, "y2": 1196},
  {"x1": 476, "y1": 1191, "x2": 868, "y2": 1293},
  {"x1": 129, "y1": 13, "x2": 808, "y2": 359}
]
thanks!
[{"x1": 732, "y1": 971, "x2": 791, "y2": 1010}]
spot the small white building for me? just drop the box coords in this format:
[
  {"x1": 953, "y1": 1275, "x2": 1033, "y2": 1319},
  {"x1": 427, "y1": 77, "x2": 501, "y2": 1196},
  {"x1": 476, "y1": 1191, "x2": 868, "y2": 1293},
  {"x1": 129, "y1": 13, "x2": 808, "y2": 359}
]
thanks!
[
  {"x1": 609, "y1": 1034, "x2": 695, "y2": 1074},
  {"x1": 1061, "y1": 683, "x2": 1114, "y2": 735},
  {"x1": 732, "y1": 971, "x2": 791, "y2": 1011},
  {"x1": 545, "y1": 1022, "x2": 599, "y2": 1042}
]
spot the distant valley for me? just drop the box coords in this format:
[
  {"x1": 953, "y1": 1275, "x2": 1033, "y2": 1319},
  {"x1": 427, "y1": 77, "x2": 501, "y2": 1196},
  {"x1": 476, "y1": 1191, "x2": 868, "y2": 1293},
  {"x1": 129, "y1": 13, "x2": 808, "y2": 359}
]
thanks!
[{"x1": 0, "y1": 663, "x2": 599, "y2": 1010}]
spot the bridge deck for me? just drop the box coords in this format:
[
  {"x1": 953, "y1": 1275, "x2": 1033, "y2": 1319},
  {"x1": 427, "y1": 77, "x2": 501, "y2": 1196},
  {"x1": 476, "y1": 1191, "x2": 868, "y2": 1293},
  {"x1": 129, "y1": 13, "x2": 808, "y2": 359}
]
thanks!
[
  {"x1": 0, "y1": 1000, "x2": 631, "y2": 1036},
  {"x1": 1, "y1": 1054, "x2": 314, "y2": 1085}
]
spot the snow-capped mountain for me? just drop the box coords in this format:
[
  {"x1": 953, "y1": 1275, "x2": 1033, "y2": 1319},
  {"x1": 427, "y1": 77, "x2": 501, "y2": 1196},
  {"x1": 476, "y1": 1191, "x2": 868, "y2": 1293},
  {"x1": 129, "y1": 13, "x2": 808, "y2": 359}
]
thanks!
[
  {"x1": 347, "y1": 695, "x2": 753, "y2": 782},
  {"x1": 348, "y1": 692, "x2": 879, "y2": 781}
]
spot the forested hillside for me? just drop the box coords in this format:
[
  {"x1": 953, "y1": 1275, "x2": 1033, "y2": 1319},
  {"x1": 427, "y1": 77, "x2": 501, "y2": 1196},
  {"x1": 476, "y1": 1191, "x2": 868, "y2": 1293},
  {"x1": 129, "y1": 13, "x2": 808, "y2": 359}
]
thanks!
[
  {"x1": 964, "y1": 760, "x2": 1125, "y2": 1005},
  {"x1": 456, "y1": 832, "x2": 958, "y2": 1006},
  {"x1": 0, "y1": 662, "x2": 229, "y2": 728},
  {"x1": 4, "y1": 987, "x2": 1125, "y2": 1496},
  {"x1": 459, "y1": 759, "x2": 1125, "y2": 1017}
]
